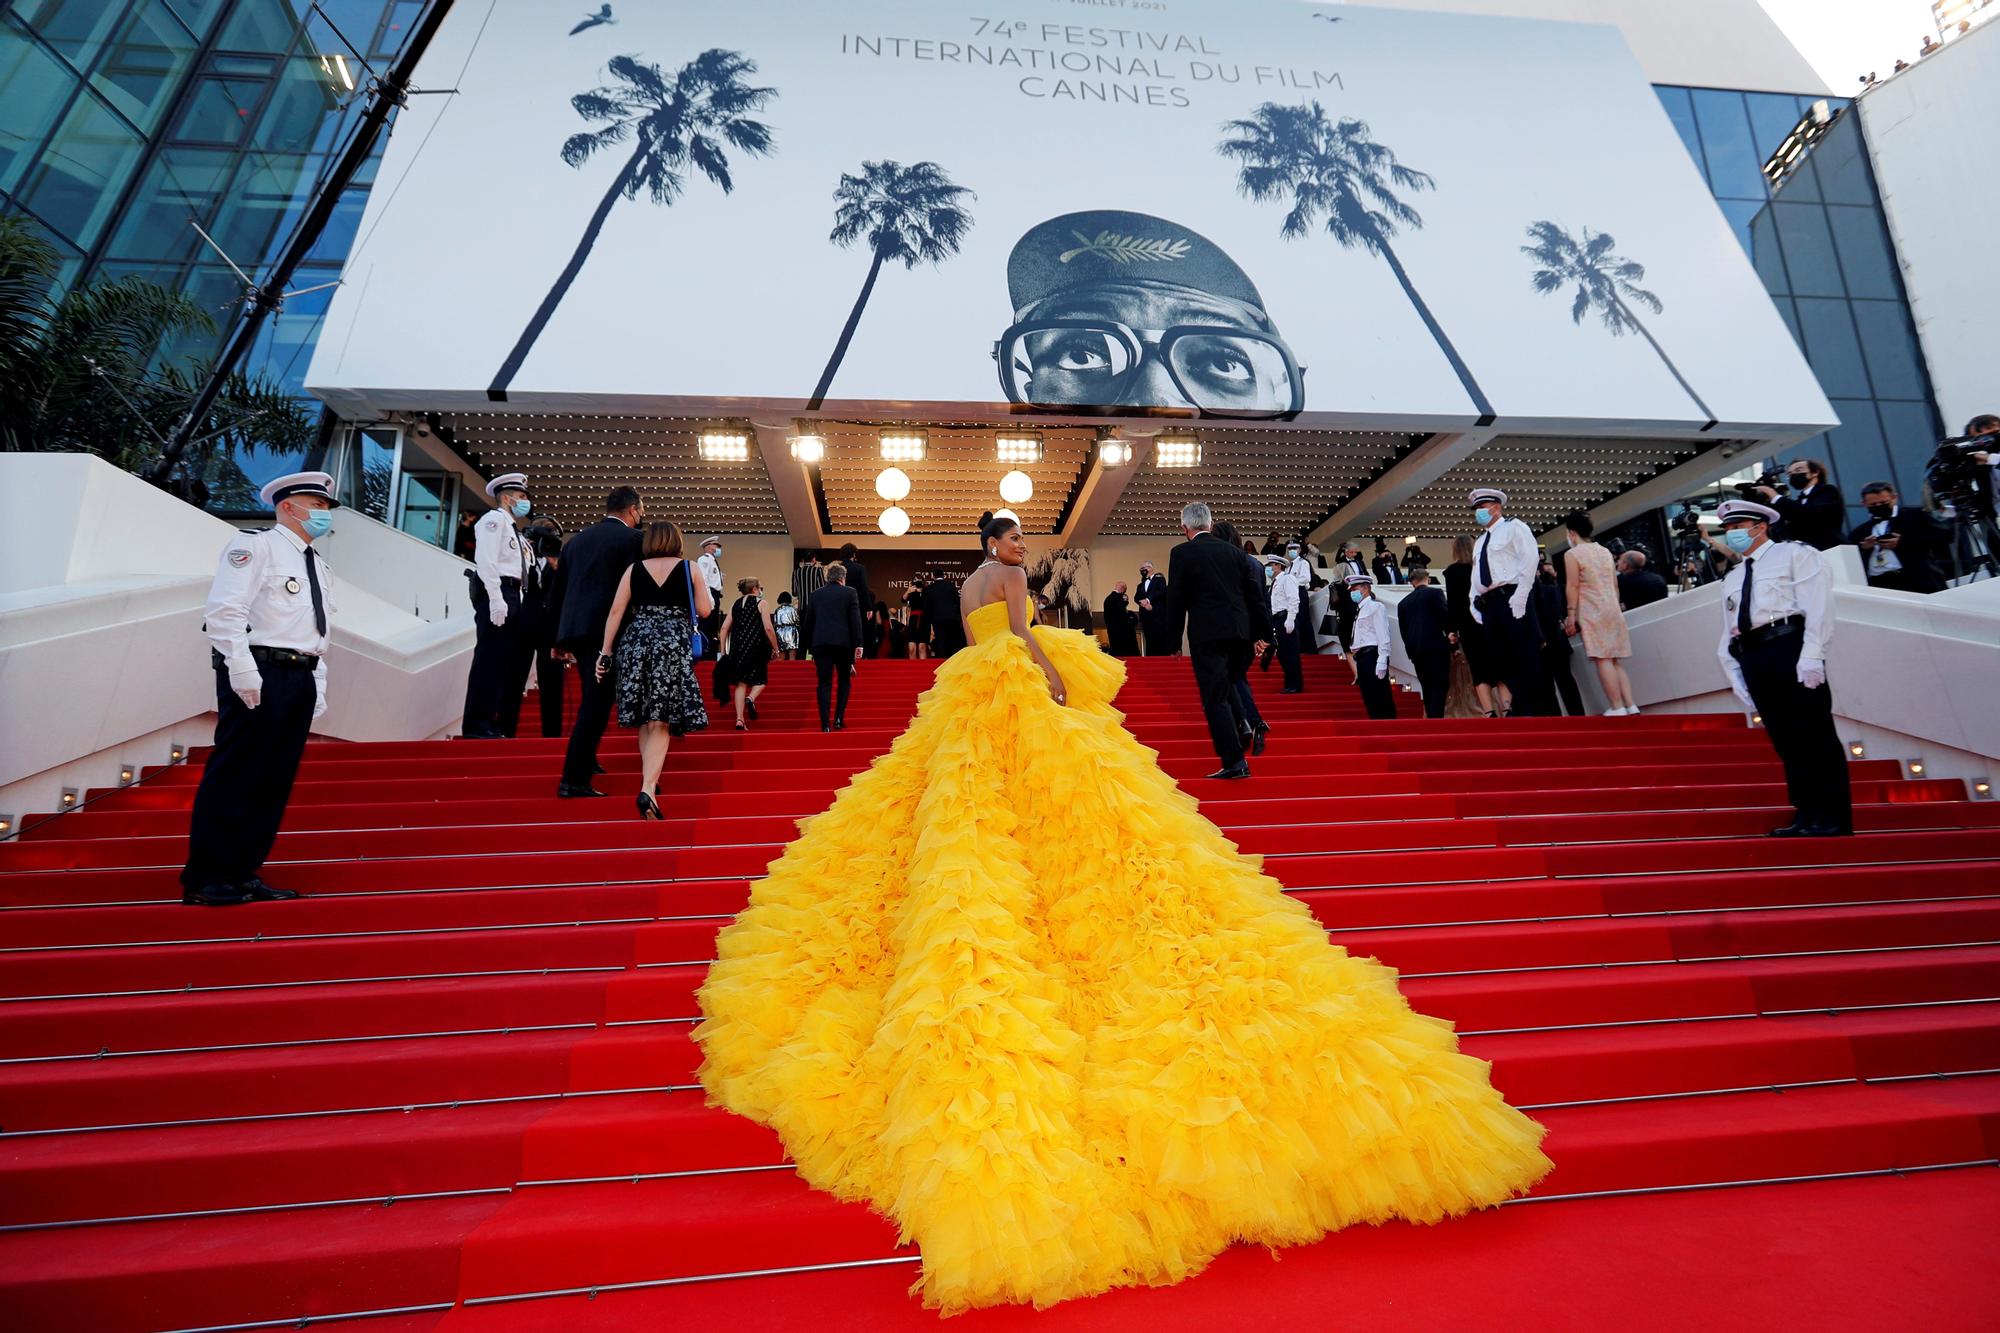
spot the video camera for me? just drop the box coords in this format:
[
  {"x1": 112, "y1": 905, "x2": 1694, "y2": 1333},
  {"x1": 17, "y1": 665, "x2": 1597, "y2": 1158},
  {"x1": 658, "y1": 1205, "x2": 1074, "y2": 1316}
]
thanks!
[
  {"x1": 1928, "y1": 436, "x2": 1993, "y2": 517},
  {"x1": 1732, "y1": 468, "x2": 1784, "y2": 500}
]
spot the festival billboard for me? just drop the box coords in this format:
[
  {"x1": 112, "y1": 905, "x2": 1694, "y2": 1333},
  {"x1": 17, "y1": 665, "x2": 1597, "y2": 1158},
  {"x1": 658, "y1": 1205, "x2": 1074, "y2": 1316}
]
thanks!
[{"x1": 306, "y1": 0, "x2": 1835, "y2": 434}]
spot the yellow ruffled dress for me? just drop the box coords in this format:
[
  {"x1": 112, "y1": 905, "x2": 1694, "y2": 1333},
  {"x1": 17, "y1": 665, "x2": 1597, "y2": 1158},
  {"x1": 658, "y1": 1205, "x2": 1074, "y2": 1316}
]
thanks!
[{"x1": 694, "y1": 599, "x2": 1551, "y2": 1313}]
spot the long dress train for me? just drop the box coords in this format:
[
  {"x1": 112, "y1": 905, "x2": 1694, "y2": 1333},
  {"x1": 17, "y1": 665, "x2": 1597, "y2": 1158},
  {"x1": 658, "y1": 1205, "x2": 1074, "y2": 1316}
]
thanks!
[{"x1": 694, "y1": 598, "x2": 1551, "y2": 1313}]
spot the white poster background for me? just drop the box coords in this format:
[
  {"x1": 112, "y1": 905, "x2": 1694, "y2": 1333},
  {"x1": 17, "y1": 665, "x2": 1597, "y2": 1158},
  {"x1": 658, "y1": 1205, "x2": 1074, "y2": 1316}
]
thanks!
[{"x1": 308, "y1": 0, "x2": 1835, "y2": 433}]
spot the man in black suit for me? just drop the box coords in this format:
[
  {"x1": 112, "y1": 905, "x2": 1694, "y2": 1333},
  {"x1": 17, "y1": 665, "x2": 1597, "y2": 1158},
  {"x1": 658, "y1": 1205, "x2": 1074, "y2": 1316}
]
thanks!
[
  {"x1": 523, "y1": 525, "x2": 566, "y2": 737},
  {"x1": 551, "y1": 487, "x2": 644, "y2": 796},
  {"x1": 801, "y1": 562, "x2": 864, "y2": 730},
  {"x1": 837, "y1": 543, "x2": 872, "y2": 620},
  {"x1": 1759, "y1": 457, "x2": 1846, "y2": 551},
  {"x1": 1616, "y1": 550, "x2": 1670, "y2": 610},
  {"x1": 1852, "y1": 482, "x2": 1950, "y2": 593},
  {"x1": 1166, "y1": 503, "x2": 1266, "y2": 779},
  {"x1": 1103, "y1": 581, "x2": 1139, "y2": 656},
  {"x1": 922, "y1": 571, "x2": 966, "y2": 658},
  {"x1": 1370, "y1": 538, "x2": 1407, "y2": 586},
  {"x1": 1397, "y1": 567, "x2": 1452, "y2": 718},
  {"x1": 1135, "y1": 562, "x2": 1172, "y2": 655}
]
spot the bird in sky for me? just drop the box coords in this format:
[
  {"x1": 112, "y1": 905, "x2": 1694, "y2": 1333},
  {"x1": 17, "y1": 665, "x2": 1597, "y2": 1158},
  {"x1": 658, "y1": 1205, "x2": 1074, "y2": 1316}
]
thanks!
[
  {"x1": 1313, "y1": 12, "x2": 1344, "y2": 21},
  {"x1": 569, "y1": 4, "x2": 614, "y2": 36}
]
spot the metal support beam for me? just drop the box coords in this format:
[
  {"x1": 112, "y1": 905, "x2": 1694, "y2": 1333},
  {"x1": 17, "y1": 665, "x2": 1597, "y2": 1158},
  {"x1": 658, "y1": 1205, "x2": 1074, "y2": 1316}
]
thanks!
[
  {"x1": 1058, "y1": 431, "x2": 1154, "y2": 547},
  {"x1": 750, "y1": 419, "x2": 825, "y2": 548}
]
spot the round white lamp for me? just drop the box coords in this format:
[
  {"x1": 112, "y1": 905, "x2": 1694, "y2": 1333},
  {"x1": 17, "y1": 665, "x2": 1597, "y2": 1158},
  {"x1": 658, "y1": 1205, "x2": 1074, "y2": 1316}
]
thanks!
[
  {"x1": 878, "y1": 505, "x2": 911, "y2": 537},
  {"x1": 876, "y1": 467, "x2": 911, "y2": 502},
  {"x1": 999, "y1": 470, "x2": 1034, "y2": 505},
  {"x1": 991, "y1": 508, "x2": 1020, "y2": 527}
]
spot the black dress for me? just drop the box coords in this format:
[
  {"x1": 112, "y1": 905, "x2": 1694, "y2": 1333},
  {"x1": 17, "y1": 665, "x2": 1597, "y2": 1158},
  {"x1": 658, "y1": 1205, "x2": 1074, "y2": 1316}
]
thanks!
[
  {"x1": 1443, "y1": 560, "x2": 1502, "y2": 687},
  {"x1": 723, "y1": 593, "x2": 772, "y2": 687},
  {"x1": 615, "y1": 559, "x2": 708, "y2": 731}
]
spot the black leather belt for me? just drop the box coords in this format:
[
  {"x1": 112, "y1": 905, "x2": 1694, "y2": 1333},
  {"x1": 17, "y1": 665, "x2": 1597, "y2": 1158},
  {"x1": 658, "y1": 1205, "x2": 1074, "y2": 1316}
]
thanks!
[
  {"x1": 1731, "y1": 615, "x2": 1805, "y2": 655},
  {"x1": 214, "y1": 646, "x2": 320, "y2": 670},
  {"x1": 1475, "y1": 584, "x2": 1517, "y2": 604}
]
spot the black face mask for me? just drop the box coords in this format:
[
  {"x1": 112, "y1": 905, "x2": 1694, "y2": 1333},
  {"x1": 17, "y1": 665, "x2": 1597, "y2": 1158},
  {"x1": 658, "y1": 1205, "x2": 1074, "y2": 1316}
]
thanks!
[
  {"x1": 1787, "y1": 473, "x2": 1811, "y2": 490},
  {"x1": 1867, "y1": 502, "x2": 1895, "y2": 519}
]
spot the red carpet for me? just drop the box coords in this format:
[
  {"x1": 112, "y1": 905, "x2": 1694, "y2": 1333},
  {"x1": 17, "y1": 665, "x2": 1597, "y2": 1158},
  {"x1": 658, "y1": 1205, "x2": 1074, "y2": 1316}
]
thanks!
[{"x1": 2, "y1": 655, "x2": 1996, "y2": 1330}]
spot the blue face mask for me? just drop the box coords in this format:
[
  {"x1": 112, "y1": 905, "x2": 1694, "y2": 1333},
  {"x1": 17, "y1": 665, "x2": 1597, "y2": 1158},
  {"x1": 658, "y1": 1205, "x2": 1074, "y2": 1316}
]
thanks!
[
  {"x1": 1723, "y1": 527, "x2": 1756, "y2": 554},
  {"x1": 511, "y1": 500, "x2": 532, "y2": 518},
  {"x1": 1349, "y1": 589, "x2": 1365, "y2": 604},
  {"x1": 1474, "y1": 506, "x2": 1496, "y2": 527},
  {"x1": 299, "y1": 509, "x2": 333, "y2": 539}
]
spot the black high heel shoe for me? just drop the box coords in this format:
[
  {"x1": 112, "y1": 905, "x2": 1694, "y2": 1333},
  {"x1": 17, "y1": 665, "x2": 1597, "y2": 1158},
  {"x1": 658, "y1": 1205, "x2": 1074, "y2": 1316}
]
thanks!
[
  {"x1": 636, "y1": 791, "x2": 663, "y2": 820},
  {"x1": 746, "y1": 699, "x2": 758, "y2": 721},
  {"x1": 734, "y1": 720, "x2": 747, "y2": 731}
]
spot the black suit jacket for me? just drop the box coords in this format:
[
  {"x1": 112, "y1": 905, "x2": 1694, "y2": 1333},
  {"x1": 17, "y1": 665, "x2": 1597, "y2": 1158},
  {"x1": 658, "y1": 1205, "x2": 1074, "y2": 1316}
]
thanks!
[
  {"x1": 921, "y1": 576, "x2": 963, "y2": 636},
  {"x1": 801, "y1": 582, "x2": 863, "y2": 650},
  {"x1": 1397, "y1": 584, "x2": 1451, "y2": 657},
  {"x1": 840, "y1": 558, "x2": 872, "y2": 616},
  {"x1": 1849, "y1": 506, "x2": 1950, "y2": 593},
  {"x1": 1774, "y1": 483, "x2": 1846, "y2": 550},
  {"x1": 1102, "y1": 590, "x2": 1134, "y2": 627},
  {"x1": 552, "y1": 516, "x2": 642, "y2": 652},
  {"x1": 1617, "y1": 568, "x2": 1670, "y2": 610},
  {"x1": 1166, "y1": 533, "x2": 1260, "y2": 647},
  {"x1": 1371, "y1": 554, "x2": 1406, "y2": 586}
]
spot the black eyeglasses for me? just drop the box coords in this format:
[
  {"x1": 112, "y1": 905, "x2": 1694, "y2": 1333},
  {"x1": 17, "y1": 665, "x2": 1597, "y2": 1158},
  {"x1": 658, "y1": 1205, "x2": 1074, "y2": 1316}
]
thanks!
[{"x1": 994, "y1": 319, "x2": 1304, "y2": 418}]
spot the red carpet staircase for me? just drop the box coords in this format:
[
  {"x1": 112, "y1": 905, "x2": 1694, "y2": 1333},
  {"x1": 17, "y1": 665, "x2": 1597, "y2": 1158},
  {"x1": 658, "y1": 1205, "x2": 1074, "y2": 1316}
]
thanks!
[{"x1": 2, "y1": 656, "x2": 1997, "y2": 1330}]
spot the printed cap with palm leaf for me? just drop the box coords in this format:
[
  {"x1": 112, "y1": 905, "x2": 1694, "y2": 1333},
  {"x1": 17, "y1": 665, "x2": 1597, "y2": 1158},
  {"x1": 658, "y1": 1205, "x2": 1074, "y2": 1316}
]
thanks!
[{"x1": 1007, "y1": 210, "x2": 1266, "y2": 315}]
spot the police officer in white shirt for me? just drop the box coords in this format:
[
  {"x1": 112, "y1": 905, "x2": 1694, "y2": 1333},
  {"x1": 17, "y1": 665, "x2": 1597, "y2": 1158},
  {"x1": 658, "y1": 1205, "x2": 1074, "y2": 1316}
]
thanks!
[
  {"x1": 462, "y1": 472, "x2": 536, "y2": 739},
  {"x1": 696, "y1": 536, "x2": 725, "y2": 660},
  {"x1": 1467, "y1": 487, "x2": 1549, "y2": 715},
  {"x1": 1345, "y1": 572, "x2": 1398, "y2": 719},
  {"x1": 179, "y1": 472, "x2": 338, "y2": 906},
  {"x1": 1264, "y1": 555, "x2": 1305, "y2": 693},
  {"x1": 1715, "y1": 498, "x2": 1852, "y2": 837}
]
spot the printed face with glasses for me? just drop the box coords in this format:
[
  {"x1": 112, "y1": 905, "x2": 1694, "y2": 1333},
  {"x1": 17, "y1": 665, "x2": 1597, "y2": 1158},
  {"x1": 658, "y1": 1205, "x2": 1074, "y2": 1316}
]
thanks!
[{"x1": 995, "y1": 281, "x2": 1305, "y2": 418}]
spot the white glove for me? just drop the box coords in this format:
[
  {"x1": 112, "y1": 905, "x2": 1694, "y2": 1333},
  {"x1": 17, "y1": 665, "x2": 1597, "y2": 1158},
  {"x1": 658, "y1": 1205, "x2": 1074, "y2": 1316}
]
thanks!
[
  {"x1": 1470, "y1": 605, "x2": 1484, "y2": 625},
  {"x1": 1284, "y1": 615, "x2": 1296, "y2": 633},
  {"x1": 487, "y1": 600, "x2": 508, "y2": 628},
  {"x1": 1509, "y1": 592, "x2": 1530, "y2": 621},
  {"x1": 229, "y1": 669, "x2": 262, "y2": 710},
  {"x1": 312, "y1": 663, "x2": 328, "y2": 720},
  {"x1": 1797, "y1": 657, "x2": 1826, "y2": 690},
  {"x1": 1376, "y1": 659, "x2": 1389, "y2": 680}
]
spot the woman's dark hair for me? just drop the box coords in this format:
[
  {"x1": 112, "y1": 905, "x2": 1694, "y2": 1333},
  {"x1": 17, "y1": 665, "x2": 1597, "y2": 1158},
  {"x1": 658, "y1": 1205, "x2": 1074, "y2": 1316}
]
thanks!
[
  {"x1": 1212, "y1": 520, "x2": 1240, "y2": 547},
  {"x1": 978, "y1": 510, "x2": 1018, "y2": 549},
  {"x1": 1564, "y1": 510, "x2": 1594, "y2": 538},
  {"x1": 777, "y1": 591, "x2": 793, "y2": 605},
  {"x1": 1242, "y1": 539, "x2": 1257, "y2": 554},
  {"x1": 641, "y1": 520, "x2": 683, "y2": 559},
  {"x1": 1452, "y1": 533, "x2": 1475, "y2": 563}
]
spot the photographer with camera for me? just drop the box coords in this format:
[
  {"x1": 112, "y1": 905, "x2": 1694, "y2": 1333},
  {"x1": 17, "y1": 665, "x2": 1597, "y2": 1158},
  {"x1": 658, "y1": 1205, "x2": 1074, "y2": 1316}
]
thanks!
[
  {"x1": 1927, "y1": 414, "x2": 2000, "y2": 582},
  {"x1": 1755, "y1": 458, "x2": 1845, "y2": 550},
  {"x1": 1715, "y1": 499, "x2": 1851, "y2": 838},
  {"x1": 1850, "y1": 481, "x2": 1949, "y2": 593}
]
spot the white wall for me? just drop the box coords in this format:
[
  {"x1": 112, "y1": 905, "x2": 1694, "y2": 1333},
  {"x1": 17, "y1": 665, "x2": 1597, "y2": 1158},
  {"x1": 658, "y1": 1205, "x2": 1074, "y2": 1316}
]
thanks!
[
  {"x1": 0, "y1": 455, "x2": 476, "y2": 824},
  {"x1": 1327, "y1": 0, "x2": 1828, "y2": 94},
  {"x1": 1857, "y1": 21, "x2": 2000, "y2": 437}
]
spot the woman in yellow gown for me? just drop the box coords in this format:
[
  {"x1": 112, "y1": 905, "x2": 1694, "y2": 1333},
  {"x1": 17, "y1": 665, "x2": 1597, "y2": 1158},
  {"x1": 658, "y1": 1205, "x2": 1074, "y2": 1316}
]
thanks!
[{"x1": 694, "y1": 513, "x2": 1552, "y2": 1314}]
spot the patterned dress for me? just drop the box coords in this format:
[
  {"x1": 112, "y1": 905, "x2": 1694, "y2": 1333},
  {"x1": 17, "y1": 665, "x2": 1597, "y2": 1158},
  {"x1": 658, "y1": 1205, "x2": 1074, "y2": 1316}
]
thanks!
[
  {"x1": 1567, "y1": 541, "x2": 1631, "y2": 659},
  {"x1": 723, "y1": 593, "x2": 772, "y2": 687},
  {"x1": 614, "y1": 558, "x2": 708, "y2": 730}
]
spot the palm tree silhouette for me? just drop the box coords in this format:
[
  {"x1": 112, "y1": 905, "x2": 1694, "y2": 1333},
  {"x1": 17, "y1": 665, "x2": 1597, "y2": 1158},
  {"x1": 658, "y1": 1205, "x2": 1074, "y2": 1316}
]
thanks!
[
  {"x1": 489, "y1": 50, "x2": 775, "y2": 399},
  {"x1": 807, "y1": 160, "x2": 974, "y2": 410},
  {"x1": 1521, "y1": 220, "x2": 1713, "y2": 422},
  {"x1": 1218, "y1": 101, "x2": 1492, "y2": 418}
]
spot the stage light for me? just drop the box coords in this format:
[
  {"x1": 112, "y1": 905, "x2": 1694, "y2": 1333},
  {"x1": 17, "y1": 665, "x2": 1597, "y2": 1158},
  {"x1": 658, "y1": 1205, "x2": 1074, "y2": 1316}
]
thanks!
[
  {"x1": 1848, "y1": 741, "x2": 1865, "y2": 758},
  {"x1": 1975, "y1": 779, "x2": 1992, "y2": 798},
  {"x1": 991, "y1": 508, "x2": 1020, "y2": 527},
  {"x1": 996, "y1": 432, "x2": 1043, "y2": 465},
  {"x1": 879, "y1": 430, "x2": 927, "y2": 462},
  {"x1": 697, "y1": 430, "x2": 750, "y2": 462},
  {"x1": 60, "y1": 788, "x2": 79, "y2": 808},
  {"x1": 788, "y1": 434, "x2": 826, "y2": 464},
  {"x1": 118, "y1": 764, "x2": 136, "y2": 785},
  {"x1": 1909, "y1": 760, "x2": 1926, "y2": 777},
  {"x1": 170, "y1": 742, "x2": 186, "y2": 761},
  {"x1": 879, "y1": 506, "x2": 911, "y2": 537},
  {"x1": 0, "y1": 814, "x2": 11, "y2": 836},
  {"x1": 1404, "y1": 535, "x2": 1418, "y2": 546},
  {"x1": 1154, "y1": 435, "x2": 1201, "y2": 469},
  {"x1": 1000, "y1": 470, "x2": 1034, "y2": 505},
  {"x1": 1098, "y1": 438, "x2": 1129, "y2": 467},
  {"x1": 875, "y1": 467, "x2": 912, "y2": 503}
]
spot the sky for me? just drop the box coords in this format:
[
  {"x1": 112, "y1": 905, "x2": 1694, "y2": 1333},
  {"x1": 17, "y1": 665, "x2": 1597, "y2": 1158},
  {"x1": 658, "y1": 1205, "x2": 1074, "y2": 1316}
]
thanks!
[{"x1": 1758, "y1": 0, "x2": 1971, "y2": 88}]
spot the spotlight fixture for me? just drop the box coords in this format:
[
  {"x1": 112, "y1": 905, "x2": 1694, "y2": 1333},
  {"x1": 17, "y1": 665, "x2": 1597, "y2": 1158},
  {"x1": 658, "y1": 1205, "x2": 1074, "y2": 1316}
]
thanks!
[
  {"x1": 1097, "y1": 437, "x2": 1130, "y2": 468},
  {"x1": 118, "y1": 764, "x2": 136, "y2": 785},
  {"x1": 991, "y1": 508, "x2": 1020, "y2": 527},
  {"x1": 995, "y1": 432, "x2": 1043, "y2": 465},
  {"x1": 1404, "y1": 535, "x2": 1418, "y2": 546},
  {"x1": 788, "y1": 434, "x2": 826, "y2": 464},
  {"x1": 1908, "y1": 760, "x2": 1926, "y2": 777},
  {"x1": 0, "y1": 814, "x2": 11, "y2": 837},
  {"x1": 876, "y1": 467, "x2": 912, "y2": 502},
  {"x1": 1848, "y1": 741, "x2": 1865, "y2": 758},
  {"x1": 697, "y1": 430, "x2": 750, "y2": 462},
  {"x1": 170, "y1": 742, "x2": 186, "y2": 761},
  {"x1": 1000, "y1": 470, "x2": 1034, "y2": 505},
  {"x1": 879, "y1": 505, "x2": 911, "y2": 537},
  {"x1": 1975, "y1": 779, "x2": 1992, "y2": 799},
  {"x1": 1153, "y1": 435, "x2": 1201, "y2": 469},
  {"x1": 879, "y1": 430, "x2": 927, "y2": 462},
  {"x1": 1751, "y1": 714, "x2": 1762, "y2": 727},
  {"x1": 60, "y1": 788, "x2": 80, "y2": 808}
]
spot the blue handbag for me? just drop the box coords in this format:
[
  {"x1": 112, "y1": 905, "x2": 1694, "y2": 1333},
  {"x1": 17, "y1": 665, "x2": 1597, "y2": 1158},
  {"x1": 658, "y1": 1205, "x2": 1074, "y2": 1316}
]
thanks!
[{"x1": 686, "y1": 560, "x2": 707, "y2": 658}]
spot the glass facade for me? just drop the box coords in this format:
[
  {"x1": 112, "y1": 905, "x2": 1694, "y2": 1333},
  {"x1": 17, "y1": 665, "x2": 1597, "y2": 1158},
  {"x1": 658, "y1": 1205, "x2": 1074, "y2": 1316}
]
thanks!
[
  {"x1": 1656, "y1": 85, "x2": 1945, "y2": 525},
  {"x1": 0, "y1": 0, "x2": 415, "y2": 510}
]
